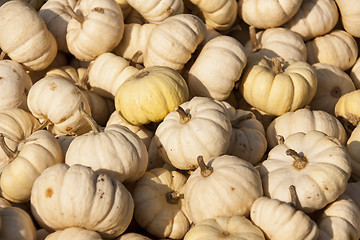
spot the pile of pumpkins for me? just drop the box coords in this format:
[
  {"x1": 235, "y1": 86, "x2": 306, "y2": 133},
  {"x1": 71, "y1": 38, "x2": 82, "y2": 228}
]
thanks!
[{"x1": 1, "y1": 0, "x2": 360, "y2": 239}]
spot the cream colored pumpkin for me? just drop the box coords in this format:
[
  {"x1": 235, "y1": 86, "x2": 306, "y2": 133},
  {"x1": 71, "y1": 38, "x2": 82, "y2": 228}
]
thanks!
[
  {"x1": 39, "y1": 0, "x2": 77, "y2": 53},
  {"x1": 335, "y1": 0, "x2": 360, "y2": 38},
  {"x1": 183, "y1": 215, "x2": 265, "y2": 240},
  {"x1": 187, "y1": 35, "x2": 247, "y2": 101},
  {"x1": 154, "y1": 96, "x2": 232, "y2": 170},
  {"x1": 115, "y1": 66, "x2": 189, "y2": 126},
  {"x1": 27, "y1": 76, "x2": 92, "y2": 136},
  {"x1": 0, "y1": 206, "x2": 37, "y2": 240},
  {"x1": 0, "y1": 60, "x2": 32, "y2": 111},
  {"x1": 0, "y1": 130, "x2": 63, "y2": 203},
  {"x1": 317, "y1": 195, "x2": 360, "y2": 240},
  {"x1": 283, "y1": 0, "x2": 339, "y2": 41},
  {"x1": 187, "y1": 0, "x2": 237, "y2": 31},
  {"x1": 45, "y1": 227, "x2": 103, "y2": 240},
  {"x1": 350, "y1": 57, "x2": 360, "y2": 89},
  {"x1": 245, "y1": 27, "x2": 307, "y2": 61},
  {"x1": 238, "y1": 0, "x2": 303, "y2": 29},
  {"x1": 239, "y1": 55, "x2": 317, "y2": 116},
  {"x1": 66, "y1": 0, "x2": 124, "y2": 61},
  {"x1": 88, "y1": 52, "x2": 139, "y2": 99},
  {"x1": 106, "y1": 111, "x2": 154, "y2": 149},
  {"x1": 266, "y1": 108, "x2": 347, "y2": 149},
  {"x1": 113, "y1": 23, "x2": 157, "y2": 64},
  {"x1": 46, "y1": 65, "x2": 115, "y2": 126},
  {"x1": 250, "y1": 196, "x2": 319, "y2": 240},
  {"x1": 30, "y1": 163, "x2": 134, "y2": 239},
  {"x1": 306, "y1": 30, "x2": 358, "y2": 71},
  {"x1": 0, "y1": 0, "x2": 45, "y2": 10},
  {"x1": 346, "y1": 124, "x2": 360, "y2": 180},
  {"x1": 222, "y1": 101, "x2": 267, "y2": 165},
  {"x1": 65, "y1": 109, "x2": 148, "y2": 183},
  {"x1": 127, "y1": 0, "x2": 184, "y2": 24},
  {"x1": 309, "y1": 63, "x2": 355, "y2": 115},
  {"x1": 0, "y1": 108, "x2": 40, "y2": 173},
  {"x1": 184, "y1": 155, "x2": 263, "y2": 223},
  {"x1": 259, "y1": 130, "x2": 352, "y2": 213},
  {"x1": 144, "y1": 14, "x2": 207, "y2": 71},
  {"x1": 0, "y1": 0, "x2": 57, "y2": 71},
  {"x1": 132, "y1": 168, "x2": 189, "y2": 239},
  {"x1": 335, "y1": 90, "x2": 360, "y2": 128},
  {"x1": 116, "y1": 233, "x2": 152, "y2": 240}
]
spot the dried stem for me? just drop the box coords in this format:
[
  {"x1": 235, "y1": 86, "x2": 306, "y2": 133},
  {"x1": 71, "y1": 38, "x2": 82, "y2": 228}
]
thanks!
[
  {"x1": 289, "y1": 185, "x2": 298, "y2": 208},
  {"x1": 197, "y1": 156, "x2": 213, "y2": 177},
  {"x1": 0, "y1": 133, "x2": 18, "y2": 160},
  {"x1": 79, "y1": 102, "x2": 102, "y2": 133},
  {"x1": 174, "y1": 106, "x2": 191, "y2": 124},
  {"x1": 230, "y1": 113, "x2": 253, "y2": 126},
  {"x1": 286, "y1": 149, "x2": 308, "y2": 170},
  {"x1": 66, "y1": 5, "x2": 85, "y2": 24},
  {"x1": 166, "y1": 191, "x2": 183, "y2": 204},
  {"x1": 0, "y1": 51, "x2": 6, "y2": 61},
  {"x1": 276, "y1": 135, "x2": 285, "y2": 145},
  {"x1": 249, "y1": 26, "x2": 262, "y2": 52},
  {"x1": 265, "y1": 57, "x2": 284, "y2": 74},
  {"x1": 129, "y1": 51, "x2": 144, "y2": 70}
]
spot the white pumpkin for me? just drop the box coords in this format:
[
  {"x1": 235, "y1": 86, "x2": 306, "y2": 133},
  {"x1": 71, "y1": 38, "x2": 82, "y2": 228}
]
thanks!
[
  {"x1": 335, "y1": 0, "x2": 360, "y2": 38},
  {"x1": 45, "y1": 227, "x2": 103, "y2": 240}
]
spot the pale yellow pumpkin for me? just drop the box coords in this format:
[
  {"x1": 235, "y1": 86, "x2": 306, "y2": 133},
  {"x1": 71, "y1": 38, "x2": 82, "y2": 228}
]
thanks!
[
  {"x1": 309, "y1": 63, "x2": 355, "y2": 115},
  {"x1": 259, "y1": 130, "x2": 352, "y2": 213},
  {"x1": 306, "y1": 30, "x2": 358, "y2": 71},
  {"x1": 317, "y1": 195, "x2": 360, "y2": 240},
  {"x1": 183, "y1": 215, "x2": 265, "y2": 240},
  {"x1": 346, "y1": 124, "x2": 360, "y2": 180},
  {"x1": 39, "y1": 0, "x2": 77, "y2": 53},
  {"x1": 144, "y1": 14, "x2": 207, "y2": 71},
  {"x1": 65, "y1": 108, "x2": 148, "y2": 183},
  {"x1": 116, "y1": 233, "x2": 152, "y2": 240},
  {"x1": 113, "y1": 23, "x2": 157, "y2": 64},
  {"x1": 245, "y1": 27, "x2": 307, "y2": 61},
  {"x1": 250, "y1": 196, "x2": 319, "y2": 240},
  {"x1": 45, "y1": 227, "x2": 103, "y2": 240},
  {"x1": 88, "y1": 52, "x2": 139, "y2": 99},
  {"x1": 239, "y1": 55, "x2": 317, "y2": 116},
  {"x1": 27, "y1": 76, "x2": 92, "y2": 136},
  {"x1": 127, "y1": 0, "x2": 184, "y2": 23},
  {"x1": 0, "y1": 130, "x2": 63, "y2": 203},
  {"x1": 106, "y1": 111, "x2": 154, "y2": 149},
  {"x1": 0, "y1": 108, "x2": 40, "y2": 173},
  {"x1": 0, "y1": 206, "x2": 37, "y2": 240},
  {"x1": 115, "y1": 66, "x2": 189, "y2": 126},
  {"x1": 187, "y1": 35, "x2": 247, "y2": 101},
  {"x1": 132, "y1": 168, "x2": 190, "y2": 239},
  {"x1": 266, "y1": 107, "x2": 347, "y2": 149},
  {"x1": 0, "y1": 0, "x2": 57, "y2": 71},
  {"x1": 238, "y1": 0, "x2": 303, "y2": 29},
  {"x1": 0, "y1": 60, "x2": 32, "y2": 111},
  {"x1": 187, "y1": 0, "x2": 238, "y2": 31},
  {"x1": 335, "y1": 0, "x2": 360, "y2": 38},
  {"x1": 334, "y1": 90, "x2": 360, "y2": 128},
  {"x1": 184, "y1": 155, "x2": 263, "y2": 223},
  {"x1": 283, "y1": 0, "x2": 339, "y2": 41},
  {"x1": 66, "y1": 0, "x2": 124, "y2": 61},
  {"x1": 154, "y1": 96, "x2": 232, "y2": 170},
  {"x1": 222, "y1": 101, "x2": 267, "y2": 165},
  {"x1": 30, "y1": 164, "x2": 134, "y2": 239}
]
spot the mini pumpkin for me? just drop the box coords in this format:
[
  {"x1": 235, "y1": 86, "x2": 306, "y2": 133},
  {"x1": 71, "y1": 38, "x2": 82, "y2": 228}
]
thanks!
[
  {"x1": 115, "y1": 65, "x2": 189, "y2": 126},
  {"x1": 44, "y1": 227, "x2": 103, "y2": 240},
  {"x1": 334, "y1": 89, "x2": 360, "y2": 129},
  {"x1": 335, "y1": 0, "x2": 360, "y2": 38}
]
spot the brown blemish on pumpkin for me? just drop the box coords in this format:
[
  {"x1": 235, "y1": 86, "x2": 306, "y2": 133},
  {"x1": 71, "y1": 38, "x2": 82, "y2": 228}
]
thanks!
[
  {"x1": 45, "y1": 188, "x2": 54, "y2": 198},
  {"x1": 92, "y1": 7, "x2": 104, "y2": 13},
  {"x1": 49, "y1": 82, "x2": 57, "y2": 90},
  {"x1": 66, "y1": 127, "x2": 73, "y2": 132},
  {"x1": 222, "y1": 231, "x2": 230, "y2": 237},
  {"x1": 324, "y1": 186, "x2": 328, "y2": 190},
  {"x1": 231, "y1": 187, "x2": 235, "y2": 191},
  {"x1": 136, "y1": 71, "x2": 149, "y2": 78}
]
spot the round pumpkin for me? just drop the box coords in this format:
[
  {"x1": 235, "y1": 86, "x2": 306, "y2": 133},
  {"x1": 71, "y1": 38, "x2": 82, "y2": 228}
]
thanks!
[
  {"x1": 334, "y1": 89, "x2": 360, "y2": 129},
  {"x1": 115, "y1": 65, "x2": 189, "y2": 126},
  {"x1": 335, "y1": 0, "x2": 360, "y2": 38},
  {"x1": 44, "y1": 227, "x2": 103, "y2": 240}
]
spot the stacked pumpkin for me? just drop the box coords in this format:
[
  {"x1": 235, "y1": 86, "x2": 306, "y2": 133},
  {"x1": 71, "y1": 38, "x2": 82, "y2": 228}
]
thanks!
[{"x1": 0, "y1": 0, "x2": 360, "y2": 239}]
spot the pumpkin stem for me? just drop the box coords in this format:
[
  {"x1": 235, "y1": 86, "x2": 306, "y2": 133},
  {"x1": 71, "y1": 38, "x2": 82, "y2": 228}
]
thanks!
[
  {"x1": 174, "y1": 106, "x2": 191, "y2": 124},
  {"x1": 79, "y1": 102, "x2": 102, "y2": 133},
  {"x1": 136, "y1": 70, "x2": 149, "y2": 79},
  {"x1": 34, "y1": 119, "x2": 50, "y2": 131},
  {"x1": 166, "y1": 7, "x2": 174, "y2": 15},
  {"x1": 230, "y1": 112, "x2": 253, "y2": 126},
  {"x1": 276, "y1": 135, "x2": 285, "y2": 145},
  {"x1": 166, "y1": 191, "x2": 183, "y2": 204},
  {"x1": 197, "y1": 155, "x2": 213, "y2": 177},
  {"x1": 289, "y1": 185, "x2": 298, "y2": 208},
  {"x1": 66, "y1": 5, "x2": 85, "y2": 24},
  {"x1": 266, "y1": 57, "x2": 284, "y2": 74},
  {"x1": 0, "y1": 133, "x2": 19, "y2": 161},
  {"x1": 129, "y1": 51, "x2": 144, "y2": 70},
  {"x1": 286, "y1": 149, "x2": 308, "y2": 170},
  {"x1": 249, "y1": 26, "x2": 262, "y2": 52},
  {"x1": 0, "y1": 51, "x2": 6, "y2": 61}
]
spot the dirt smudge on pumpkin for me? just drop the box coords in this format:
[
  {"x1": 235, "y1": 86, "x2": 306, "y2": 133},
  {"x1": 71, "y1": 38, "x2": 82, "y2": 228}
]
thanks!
[
  {"x1": 45, "y1": 188, "x2": 54, "y2": 198},
  {"x1": 49, "y1": 82, "x2": 57, "y2": 91},
  {"x1": 92, "y1": 7, "x2": 104, "y2": 13}
]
